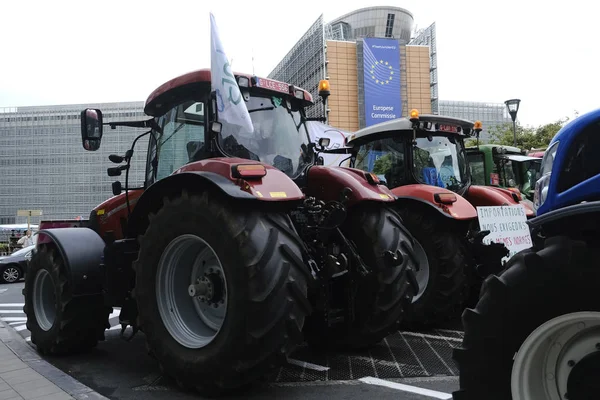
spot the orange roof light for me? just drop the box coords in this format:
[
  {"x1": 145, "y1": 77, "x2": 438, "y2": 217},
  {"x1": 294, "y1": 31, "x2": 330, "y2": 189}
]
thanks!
[
  {"x1": 410, "y1": 109, "x2": 419, "y2": 120},
  {"x1": 474, "y1": 120, "x2": 483, "y2": 130},
  {"x1": 318, "y1": 79, "x2": 330, "y2": 92}
]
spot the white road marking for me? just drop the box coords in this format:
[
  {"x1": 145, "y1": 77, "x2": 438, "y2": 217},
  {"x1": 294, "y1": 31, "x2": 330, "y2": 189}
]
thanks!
[
  {"x1": 400, "y1": 332, "x2": 428, "y2": 375},
  {"x1": 435, "y1": 328, "x2": 463, "y2": 334},
  {"x1": 384, "y1": 337, "x2": 404, "y2": 377},
  {"x1": 287, "y1": 358, "x2": 330, "y2": 371},
  {"x1": 1, "y1": 317, "x2": 27, "y2": 322},
  {"x1": 8, "y1": 321, "x2": 25, "y2": 326},
  {"x1": 401, "y1": 331, "x2": 462, "y2": 342},
  {"x1": 0, "y1": 310, "x2": 26, "y2": 314},
  {"x1": 0, "y1": 289, "x2": 7, "y2": 294},
  {"x1": 423, "y1": 336, "x2": 455, "y2": 375},
  {"x1": 359, "y1": 377, "x2": 452, "y2": 399},
  {"x1": 0, "y1": 303, "x2": 24, "y2": 307},
  {"x1": 13, "y1": 324, "x2": 27, "y2": 332}
]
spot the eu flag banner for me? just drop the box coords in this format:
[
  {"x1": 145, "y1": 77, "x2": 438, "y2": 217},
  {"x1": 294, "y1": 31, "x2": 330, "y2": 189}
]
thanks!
[{"x1": 363, "y1": 38, "x2": 402, "y2": 127}]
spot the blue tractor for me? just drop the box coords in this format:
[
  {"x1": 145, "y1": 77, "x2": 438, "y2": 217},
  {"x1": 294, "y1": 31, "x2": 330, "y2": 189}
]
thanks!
[{"x1": 452, "y1": 108, "x2": 600, "y2": 400}]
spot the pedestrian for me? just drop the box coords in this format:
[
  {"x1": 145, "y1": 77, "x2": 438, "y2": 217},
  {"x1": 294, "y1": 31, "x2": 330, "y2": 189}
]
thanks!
[{"x1": 17, "y1": 230, "x2": 34, "y2": 248}]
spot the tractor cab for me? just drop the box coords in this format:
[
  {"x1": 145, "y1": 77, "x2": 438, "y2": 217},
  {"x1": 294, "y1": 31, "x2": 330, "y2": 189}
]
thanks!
[
  {"x1": 80, "y1": 69, "x2": 324, "y2": 197},
  {"x1": 345, "y1": 110, "x2": 474, "y2": 196},
  {"x1": 466, "y1": 144, "x2": 542, "y2": 201}
]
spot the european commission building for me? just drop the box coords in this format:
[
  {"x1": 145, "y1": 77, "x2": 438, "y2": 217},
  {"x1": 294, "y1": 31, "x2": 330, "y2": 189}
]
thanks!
[{"x1": 0, "y1": 102, "x2": 148, "y2": 225}]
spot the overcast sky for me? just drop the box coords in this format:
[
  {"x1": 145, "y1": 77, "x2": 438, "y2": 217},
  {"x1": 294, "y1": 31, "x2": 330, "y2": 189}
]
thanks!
[{"x1": 1, "y1": 0, "x2": 597, "y2": 127}]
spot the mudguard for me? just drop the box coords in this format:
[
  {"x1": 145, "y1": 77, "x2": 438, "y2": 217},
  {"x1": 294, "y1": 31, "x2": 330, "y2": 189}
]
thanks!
[
  {"x1": 391, "y1": 184, "x2": 477, "y2": 220},
  {"x1": 36, "y1": 220, "x2": 90, "y2": 245},
  {"x1": 464, "y1": 185, "x2": 535, "y2": 217},
  {"x1": 125, "y1": 157, "x2": 305, "y2": 238},
  {"x1": 304, "y1": 166, "x2": 396, "y2": 207},
  {"x1": 529, "y1": 201, "x2": 600, "y2": 229},
  {"x1": 35, "y1": 228, "x2": 105, "y2": 296}
]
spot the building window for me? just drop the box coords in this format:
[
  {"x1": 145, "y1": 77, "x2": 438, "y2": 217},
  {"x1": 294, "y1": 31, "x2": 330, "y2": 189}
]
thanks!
[{"x1": 385, "y1": 13, "x2": 395, "y2": 38}]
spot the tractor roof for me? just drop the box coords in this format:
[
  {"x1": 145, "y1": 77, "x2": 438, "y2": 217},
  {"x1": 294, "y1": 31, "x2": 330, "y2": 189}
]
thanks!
[
  {"x1": 144, "y1": 68, "x2": 313, "y2": 116},
  {"x1": 467, "y1": 144, "x2": 523, "y2": 154},
  {"x1": 346, "y1": 114, "x2": 475, "y2": 145}
]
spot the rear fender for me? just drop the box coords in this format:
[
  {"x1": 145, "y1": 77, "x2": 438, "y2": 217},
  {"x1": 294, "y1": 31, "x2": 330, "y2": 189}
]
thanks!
[
  {"x1": 465, "y1": 185, "x2": 535, "y2": 218},
  {"x1": 35, "y1": 228, "x2": 105, "y2": 296},
  {"x1": 36, "y1": 220, "x2": 90, "y2": 245},
  {"x1": 305, "y1": 166, "x2": 395, "y2": 207},
  {"x1": 125, "y1": 161, "x2": 304, "y2": 238},
  {"x1": 528, "y1": 201, "x2": 600, "y2": 234},
  {"x1": 175, "y1": 157, "x2": 304, "y2": 201},
  {"x1": 391, "y1": 184, "x2": 477, "y2": 220}
]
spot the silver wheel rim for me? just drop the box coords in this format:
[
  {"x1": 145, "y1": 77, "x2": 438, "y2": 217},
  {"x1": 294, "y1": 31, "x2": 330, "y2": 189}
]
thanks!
[
  {"x1": 412, "y1": 240, "x2": 430, "y2": 303},
  {"x1": 511, "y1": 311, "x2": 600, "y2": 400},
  {"x1": 3, "y1": 267, "x2": 20, "y2": 283},
  {"x1": 156, "y1": 234, "x2": 227, "y2": 349},
  {"x1": 33, "y1": 269, "x2": 57, "y2": 331}
]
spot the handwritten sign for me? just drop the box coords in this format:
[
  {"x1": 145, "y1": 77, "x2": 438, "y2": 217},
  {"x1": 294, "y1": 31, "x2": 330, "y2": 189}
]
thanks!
[{"x1": 476, "y1": 205, "x2": 533, "y2": 264}]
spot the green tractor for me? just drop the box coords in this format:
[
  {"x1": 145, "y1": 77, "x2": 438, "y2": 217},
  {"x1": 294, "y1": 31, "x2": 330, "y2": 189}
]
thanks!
[{"x1": 466, "y1": 144, "x2": 542, "y2": 203}]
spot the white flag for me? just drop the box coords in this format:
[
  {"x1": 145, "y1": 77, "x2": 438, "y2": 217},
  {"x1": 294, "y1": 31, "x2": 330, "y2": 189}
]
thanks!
[{"x1": 210, "y1": 13, "x2": 254, "y2": 135}]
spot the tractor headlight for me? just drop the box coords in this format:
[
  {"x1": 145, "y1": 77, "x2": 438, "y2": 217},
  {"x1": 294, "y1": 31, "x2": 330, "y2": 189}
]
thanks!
[{"x1": 534, "y1": 141, "x2": 559, "y2": 211}]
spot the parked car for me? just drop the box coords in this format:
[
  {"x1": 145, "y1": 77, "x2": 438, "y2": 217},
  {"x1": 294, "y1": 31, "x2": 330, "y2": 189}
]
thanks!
[{"x1": 0, "y1": 245, "x2": 34, "y2": 283}]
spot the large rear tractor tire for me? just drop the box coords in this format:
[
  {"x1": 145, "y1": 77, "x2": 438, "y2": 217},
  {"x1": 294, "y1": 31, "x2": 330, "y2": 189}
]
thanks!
[
  {"x1": 453, "y1": 236, "x2": 600, "y2": 400},
  {"x1": 133, "y1": 189, "x2": 311, "y2": 395},
  {"x1": 397, "y1": 205, "x2": 468, "y2": 328},
  {"x1": 23, "y1": 244, "x2": 110, "y2": 355},
  {"x1": 304, "y1": 205, "x2": 416, "y2": 350}
]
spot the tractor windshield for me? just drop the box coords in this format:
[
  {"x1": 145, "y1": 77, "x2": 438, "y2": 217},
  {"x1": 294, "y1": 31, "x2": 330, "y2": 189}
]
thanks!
[
  {"x1": 352, "y1": 137, "x2": 407, "y2": 188},
  {"x1": 413, "y1": 134, "x2": 468, "y2": 191},
  {"x1": 218, "y1": 94, "x2": 311, "y2": 178}
]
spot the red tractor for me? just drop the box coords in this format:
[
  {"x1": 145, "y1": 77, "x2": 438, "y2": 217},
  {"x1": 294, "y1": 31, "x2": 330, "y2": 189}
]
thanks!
[
  {"x1": 23, "y1": 69, "x2": 418, "y2": 395},
  {"x1": 336, "y1": 110, "x2": 534, "y2": 327}
]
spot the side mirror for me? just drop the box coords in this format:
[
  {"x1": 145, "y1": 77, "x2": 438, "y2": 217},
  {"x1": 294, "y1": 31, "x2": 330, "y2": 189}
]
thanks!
[
  {"x1": 80, "y1": 108, "x2": 103, "y2": 151},
  {"x1": 318, "y1": 137, "x2": 330, "y2": 150},
  {"x1": 508, "y1": 179, "x2": 516, "y2": 187},
  {"x1": 211, "y1": 121, "x2": 222, "y2": 134}
]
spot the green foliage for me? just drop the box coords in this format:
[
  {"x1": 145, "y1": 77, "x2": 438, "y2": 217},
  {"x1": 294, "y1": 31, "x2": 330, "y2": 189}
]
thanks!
[
  {"x1": 487, "y1": 116, "x2": 570, "y2": 150},
  {"x1": 465, "y1": 138, "x2": 479, "y2": 147},
  {"x1": 372, "y1": 153, "x2": 392, "y2": 174}
]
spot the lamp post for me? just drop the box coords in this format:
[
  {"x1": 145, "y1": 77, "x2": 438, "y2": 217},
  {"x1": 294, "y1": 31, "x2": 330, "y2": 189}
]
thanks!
[{"x1": 504, "y1": 98, "x2": 521, "y2": 147}]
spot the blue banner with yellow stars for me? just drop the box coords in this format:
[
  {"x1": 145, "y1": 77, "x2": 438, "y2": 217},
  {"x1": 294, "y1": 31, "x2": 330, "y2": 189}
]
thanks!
[{"x1": 363, "y1": 38, "x2": 402, "y2": 127}]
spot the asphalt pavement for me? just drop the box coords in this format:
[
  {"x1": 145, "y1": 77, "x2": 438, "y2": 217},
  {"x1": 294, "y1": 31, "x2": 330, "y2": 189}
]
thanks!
[{"x1": 0, "y1": 282, "x2": 461, "y2": 400}]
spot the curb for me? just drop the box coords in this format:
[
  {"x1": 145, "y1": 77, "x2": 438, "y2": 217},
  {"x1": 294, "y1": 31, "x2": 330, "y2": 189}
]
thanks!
[{"x1": 0, "y1": 319, "x2": 110, "y2": 400}]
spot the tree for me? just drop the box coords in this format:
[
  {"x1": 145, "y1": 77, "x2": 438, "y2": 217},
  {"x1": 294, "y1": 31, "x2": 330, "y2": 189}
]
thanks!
[
  {"x1": 487, "y1": 117, "x2": 569, "y2": 150},
  {"x1": 373, "y1": 153, "x2": 392, "y2": 174}
]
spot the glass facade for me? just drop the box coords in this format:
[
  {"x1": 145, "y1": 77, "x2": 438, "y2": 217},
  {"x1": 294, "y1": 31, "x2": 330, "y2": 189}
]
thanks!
[
  {"x1": 409, "y1": 22, "x2": 438, "y2": 114},
  {"x1": 438, "y1": 100, "x2": 512, "y2": 142},
  {"x1": 0, "y1": 102, "x2": 148, "y2": 225},
  {"x1": 268, "y1": 7, "x2": 416, "y2": 120},
  {"x1": 327, "y1": 6, "x2": 414, "y2": 43},
  {"x1": 268, "y1": 15, "x2": 326, "y2": 119}
]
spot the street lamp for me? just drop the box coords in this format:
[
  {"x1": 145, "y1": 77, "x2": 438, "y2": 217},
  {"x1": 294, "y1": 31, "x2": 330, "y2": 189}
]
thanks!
[{"x1": 504, "y1": 98, "x2": 521, "y2": 147}]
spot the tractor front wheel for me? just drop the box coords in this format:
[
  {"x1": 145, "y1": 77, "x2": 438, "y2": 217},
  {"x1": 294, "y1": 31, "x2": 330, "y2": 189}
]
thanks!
[
  {"x1": 453, "y1": 236, "x2": 600, "y2": 400},
  {"x1": 133, "y1": 189, "x2": 311, "y2": 395}
]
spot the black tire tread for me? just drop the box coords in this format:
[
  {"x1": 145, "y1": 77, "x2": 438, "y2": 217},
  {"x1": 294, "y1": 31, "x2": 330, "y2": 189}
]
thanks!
[
  {"x1": 398, "y1": 206, "x2": 468, "y2": 328},
  {"x1": 133, "y1": 189, "x2": 310, "y2": 395},
  {"x1": 23, "y1": 244, "x2": 110, "y2": 355},
  {"x1": 452, "y1": 236, "x2": 600, "y2": 400},
  {"x1": 304, "y1": 205, "x2": 415, "y2": 350}
]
